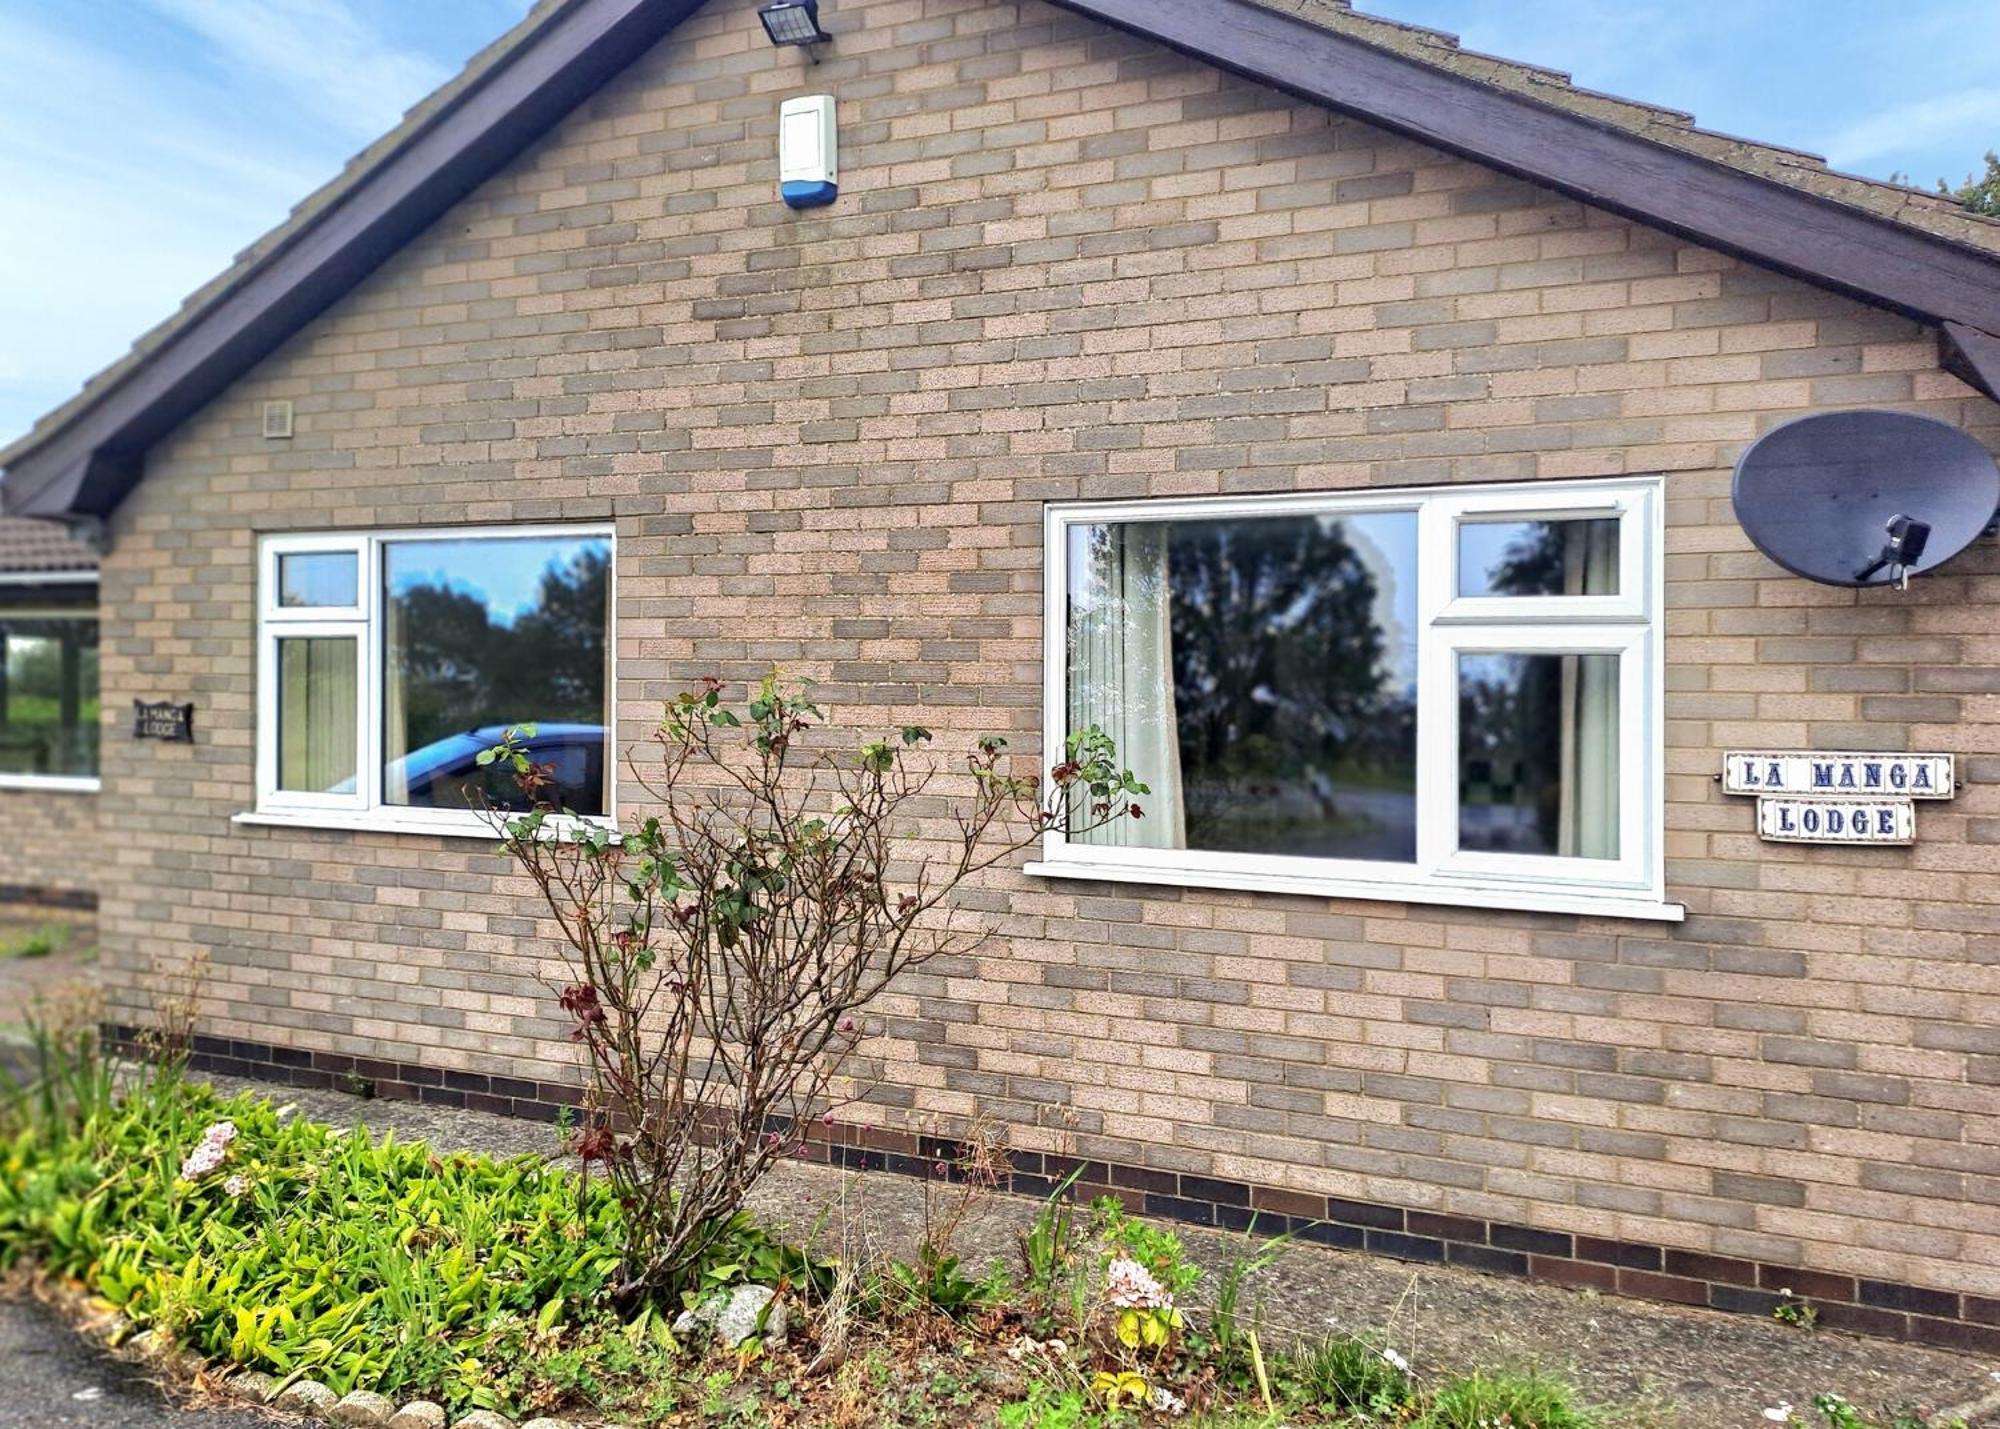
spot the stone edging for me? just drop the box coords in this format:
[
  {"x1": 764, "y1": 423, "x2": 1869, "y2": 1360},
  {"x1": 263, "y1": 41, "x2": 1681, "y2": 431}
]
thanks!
[
  {"x1": 30, "y1": 1275, "x2": 605, "y2": 1429},
  {"x1": 121, "y1": 1026, "x2": 2000, "y2": 1358}
]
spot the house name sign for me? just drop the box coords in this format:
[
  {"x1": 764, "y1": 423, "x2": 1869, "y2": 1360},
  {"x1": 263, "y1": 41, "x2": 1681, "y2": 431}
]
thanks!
[
  {"x1": 1722, "y1": 751, "x2": 1956, "y2": 846},
  {"x1": 132, "y1": 700, "x2": 195, "y2": 744}
]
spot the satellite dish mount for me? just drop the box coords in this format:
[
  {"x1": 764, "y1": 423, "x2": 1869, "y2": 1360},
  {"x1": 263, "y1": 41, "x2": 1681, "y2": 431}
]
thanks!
[{"x1": 1853, "y1": 515, "x2": 1931, "y2": 590}]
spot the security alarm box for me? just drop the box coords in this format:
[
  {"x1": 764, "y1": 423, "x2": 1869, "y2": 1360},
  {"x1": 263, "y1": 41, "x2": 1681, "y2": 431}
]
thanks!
[{"x1": 779, "y1": 94, "x2": 837, "y2": 209}]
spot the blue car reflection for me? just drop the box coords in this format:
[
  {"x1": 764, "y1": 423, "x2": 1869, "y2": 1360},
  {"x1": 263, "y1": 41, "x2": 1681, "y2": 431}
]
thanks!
[{"x1": 380, "y1": 723, "x2": 606, "y2": 815}]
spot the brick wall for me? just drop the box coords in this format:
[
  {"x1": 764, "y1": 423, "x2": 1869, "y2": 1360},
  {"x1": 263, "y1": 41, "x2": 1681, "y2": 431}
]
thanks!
[
  {"x1": 0, "y1": 788, "x2": 97, "y2": 915},
  {"x1": 92, "y1": 0, "x2": 2000, "y2": 1322}
]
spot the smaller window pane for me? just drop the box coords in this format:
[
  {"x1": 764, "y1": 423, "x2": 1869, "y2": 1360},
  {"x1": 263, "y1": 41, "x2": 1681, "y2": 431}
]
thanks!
[
  {"x1": 1457, "y1": 517, "x2": 1619, "y2": 597},
  {"x1": 0, "y1": 618, "x2": 99, "y2": 778},
  {"x1": 278, "y1": 552, "x2": 359, "y2": 608},
  {"x1": 1458, "y1": 652, "x2": 1619, "y2": 860},
  {"x1": 277, "y1": 636, "x2": 358, "y2": 794}
]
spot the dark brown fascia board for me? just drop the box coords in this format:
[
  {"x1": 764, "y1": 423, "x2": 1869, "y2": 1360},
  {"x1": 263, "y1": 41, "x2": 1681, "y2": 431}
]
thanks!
[
  {"x1": 1, "y1": 0, "x2": 707, "y2": 521},
  {"x1": 13, "y1": 0, "x2": 2000, "y2": 523},
  {"x1": 1941, "y1": 322, "x2": 2000, "y2": 400},
  {"x1": 1052, "y1": 0, "x2": 2000, "y2": 397}
]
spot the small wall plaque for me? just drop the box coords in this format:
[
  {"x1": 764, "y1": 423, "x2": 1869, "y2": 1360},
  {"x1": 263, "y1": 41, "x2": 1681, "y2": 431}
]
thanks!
[
  {"x1": 1721, "y1": 751, "x2": 1954, "y2": 799},
  {"x1": 1758, "y1": 797, "x2": 1914, "y2": 845},
  {"x1": 132, "y1": 700, "x2": 195, "y2": 743}
]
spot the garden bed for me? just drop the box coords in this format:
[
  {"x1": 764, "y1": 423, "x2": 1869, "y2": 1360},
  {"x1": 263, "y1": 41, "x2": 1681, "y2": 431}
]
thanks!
[{"x1": 4, "y1": 1046, "x2": 1995, "y2": 1429}]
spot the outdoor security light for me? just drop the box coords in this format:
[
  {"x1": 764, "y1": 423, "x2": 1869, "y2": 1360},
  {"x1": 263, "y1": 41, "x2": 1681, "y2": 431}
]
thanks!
[{"x1": 758, "y1": 1, "x2": 831, "y2": 48}]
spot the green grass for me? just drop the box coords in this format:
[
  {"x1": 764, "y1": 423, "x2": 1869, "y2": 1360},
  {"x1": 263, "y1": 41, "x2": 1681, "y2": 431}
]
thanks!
[
  {"x1": 0, "y1": 923, "x2": 71, "y2": 960},
  {"x1": 1417, "y1": 1369, "x2": 1602, "y2": 1428},
  {"x1": 1287, "y1": 1333, "x2": 1414, "y2": 1418}
]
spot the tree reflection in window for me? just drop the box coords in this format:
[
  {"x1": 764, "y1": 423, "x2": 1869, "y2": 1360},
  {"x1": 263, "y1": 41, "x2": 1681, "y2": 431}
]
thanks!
[
  {"x1": 1070, "y1": 512, "x2": 1419, "y2": 863},
  {"x1": 382, "y1": 536, "x2": 609, "y2": 814},
  {"x1": 1167, "y1": 515, "x2": 1418, "y2": 861},
  {"x1": 1459, "y1": 517, "x2": 1619, "y2": 598}
]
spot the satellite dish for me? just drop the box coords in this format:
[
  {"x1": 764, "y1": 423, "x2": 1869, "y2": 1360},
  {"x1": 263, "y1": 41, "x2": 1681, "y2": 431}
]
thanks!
[{"x1": 1732, "y1": 410, "x2": 1999, "y2": 589}]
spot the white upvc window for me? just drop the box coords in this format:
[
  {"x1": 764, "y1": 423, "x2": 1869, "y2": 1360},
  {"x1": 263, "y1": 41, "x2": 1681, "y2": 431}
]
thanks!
[
  {"x1": 247, "y1": 525, "x2": 615, "y2": 838},
  {"x1": 1032, "y1": 476, "x2": 1677, "y2": 921}
]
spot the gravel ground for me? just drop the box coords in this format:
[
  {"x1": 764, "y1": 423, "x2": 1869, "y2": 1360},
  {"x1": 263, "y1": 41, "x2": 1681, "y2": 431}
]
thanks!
[
  {"x1": 192, "y1": 1073, "x2": 2000, "y2": 1428},
  {"x1": 0, "y1": 929, "x2": 97, "y2": 1032}
]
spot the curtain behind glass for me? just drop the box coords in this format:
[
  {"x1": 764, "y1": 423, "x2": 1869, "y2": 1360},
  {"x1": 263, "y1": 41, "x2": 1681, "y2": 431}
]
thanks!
[
  {"x1": 277, "y1": 637, "x2": 357, "y2": 793},
  {"x1": 382, "y1": 594, "x2": 411, "y2": 803},
  {"x1": 1558, "y1": 523, "x2": 1620, "y2": 858},
  {"x1": 1066, "y1": 524, "x2": 1186, "y2": 850}
]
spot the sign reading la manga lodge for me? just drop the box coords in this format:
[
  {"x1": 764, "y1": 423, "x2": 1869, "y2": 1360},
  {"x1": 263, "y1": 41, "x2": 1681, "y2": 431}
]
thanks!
[{"x1": 1722, "y1": 751, "x2": 1956, "y2": 847}]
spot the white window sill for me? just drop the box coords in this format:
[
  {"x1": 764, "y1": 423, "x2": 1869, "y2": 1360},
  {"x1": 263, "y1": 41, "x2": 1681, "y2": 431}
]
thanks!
[
  {"x1": 1024, "y1": 858, "x2": 1685, "y2": 923},
  {"x1": 0, "y1": 775, "x2": 101, "y2": 794},
  {"x1": 233, "y1": 808, "x2": 614, "y2": 841}
]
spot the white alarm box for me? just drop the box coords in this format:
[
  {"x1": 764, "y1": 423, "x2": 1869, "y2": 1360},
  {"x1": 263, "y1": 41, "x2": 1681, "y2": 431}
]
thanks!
[{"x1": 779, "y1": 94, "x2": 838, "y2": 209}]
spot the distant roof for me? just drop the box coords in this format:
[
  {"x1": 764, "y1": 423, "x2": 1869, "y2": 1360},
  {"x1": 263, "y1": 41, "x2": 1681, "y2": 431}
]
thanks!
[
  {"x1": 0, "y1": 519, "x2": 98, "y2": 577},
  {"x1": 4, "y1": 0, "x2": 1999, "y2": 522}
]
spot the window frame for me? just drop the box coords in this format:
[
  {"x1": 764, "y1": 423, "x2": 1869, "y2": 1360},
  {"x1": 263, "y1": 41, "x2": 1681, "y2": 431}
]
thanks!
[
  {"x1": 1031, "y1": 476, "x2": 1676, "y2": 922},
  {"x1": 247, "y1": 524, "x2": 616, "y2": 839},
  {"x1": 0, "y1": 603, "x2": 102, "y2": 794}
]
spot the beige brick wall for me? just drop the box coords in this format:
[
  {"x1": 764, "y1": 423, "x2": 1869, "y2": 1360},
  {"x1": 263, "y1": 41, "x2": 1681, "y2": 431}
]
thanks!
[
  {"x1": 93, "y1": 0, "x2": 2000, "y2": 1300},
  {"x1": 0, "y1": 787, "x2": 97, "y2": 908}
]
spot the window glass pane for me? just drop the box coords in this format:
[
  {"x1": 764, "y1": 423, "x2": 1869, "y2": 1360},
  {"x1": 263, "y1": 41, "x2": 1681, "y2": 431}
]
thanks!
[
  {"x1": 1457, "y1": 652, "x2": 1619, "y2": 859},
  {"x1": 278, "y1": 552, "x2": 359, "y2": 608},
  {"x1": 1067, "y1": 511, "x2": 1419, "y2": 863},
  {"x1": 383, "y1": 534, "x2": 610, "y2": 816},
  {"x1": 0, "y1": 617, "x2": 99, "y2": 778},
  {"x1": 277, "y1": 637, "x2": 357, "y2": 793},
  {"x1": 1457, "y1": 517, "x2": 1619, "y2": 597}
]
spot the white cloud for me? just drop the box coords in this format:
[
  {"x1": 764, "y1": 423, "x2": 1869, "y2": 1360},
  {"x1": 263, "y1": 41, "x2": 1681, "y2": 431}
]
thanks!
[
  {"x1": 137, "y1": 0, "x2": 451, "y2": 140},
  {"x1": 0, "y1": 1, "x2": 483, "y2": 447},
  {"x1": 1821, "y1": 87, "x2": 2000, "y2": 171}
]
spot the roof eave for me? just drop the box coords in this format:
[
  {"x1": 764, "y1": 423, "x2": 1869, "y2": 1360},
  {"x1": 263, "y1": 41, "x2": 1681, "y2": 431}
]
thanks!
[
  {"x1": 1052, "y1": 0, "x2": 2000, "y2": 396},
  {"x1": 1, "y1": 0, "x2": 707, "y2": 521},
  {"x1": 9, "y1": 0, "x2": 2000, "y2": 525}
]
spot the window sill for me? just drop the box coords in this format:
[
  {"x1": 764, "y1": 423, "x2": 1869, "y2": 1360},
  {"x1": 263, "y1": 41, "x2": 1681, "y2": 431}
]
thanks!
[
  {"x1": 1023, "y1": 858, "x2": 1685, "y2": 923},
  {"x1": 233, "y1": 808, "x2": 614, "y2": 841},
  {"x1": 0, "y1": 775, "x2": 100, "y2": 794}
]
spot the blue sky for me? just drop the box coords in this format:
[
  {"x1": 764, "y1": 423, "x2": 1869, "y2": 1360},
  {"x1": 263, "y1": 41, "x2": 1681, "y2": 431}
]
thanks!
[{"x1": 2, "y1": 0, "x2": 1997, "y2": 451}]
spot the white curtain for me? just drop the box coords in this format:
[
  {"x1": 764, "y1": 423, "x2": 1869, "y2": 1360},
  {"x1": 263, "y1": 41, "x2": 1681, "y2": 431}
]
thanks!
[
  {"x1": 279, "y1": 637, "x2": 357, "y2": 793},
  {"x1": 382, "y1": 596, "x2": 411, "y2": 803},
  {"x1": 1066, "y1": 524, "x2": 1186, "y2": 850},
  {"x1": 1558, "y1": 523, "x2": 1619, "y2": 859}
]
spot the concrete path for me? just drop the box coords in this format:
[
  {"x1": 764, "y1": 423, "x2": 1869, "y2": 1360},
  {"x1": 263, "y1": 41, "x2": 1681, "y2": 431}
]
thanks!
[{"x1": 0, "y1": 1295, "x2": 273, "y2": 1429}]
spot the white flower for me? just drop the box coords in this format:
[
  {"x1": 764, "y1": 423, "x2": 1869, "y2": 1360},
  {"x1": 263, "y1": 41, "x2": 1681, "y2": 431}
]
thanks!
[
  {"x1": 1149, "y1": 1385, "x2": 1186, "y2": 1416},
  {"x1": 179, "y1": 1142, "x2": 223, "y2": 1179},
  {"x1": 1105, "y1": 1256, "x2": 1170, "y2": 1309},
  {"x1": 178, "y1": 1121, "x2": 241, "y2": 1181},
  {"x1": 1763, "y1": 1406, "x2": 1792, "y2": 1423},
  {"x1": 222, "y1": 1173, "x2": 251, "y2": 1198},
  {"x1": 1381, "y1": 1346, "x2": 1411, "y2": 1374}
]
